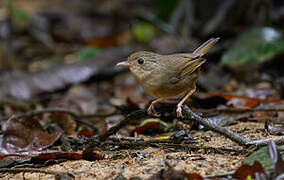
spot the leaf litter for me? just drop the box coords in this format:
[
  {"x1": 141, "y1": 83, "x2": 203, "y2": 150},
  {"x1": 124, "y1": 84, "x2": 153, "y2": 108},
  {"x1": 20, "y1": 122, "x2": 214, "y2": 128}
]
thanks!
[{"x1": 1, "y1": 0, "x2": 284, "y2": 179}]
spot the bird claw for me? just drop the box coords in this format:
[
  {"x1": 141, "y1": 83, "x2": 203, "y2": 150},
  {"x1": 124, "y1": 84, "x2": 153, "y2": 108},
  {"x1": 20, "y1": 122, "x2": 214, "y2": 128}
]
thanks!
[
  {"x1": 176, "y1": 106, "x2": 185, "y2": 118},
  {"x1": 147, "y1": 105, "x2": 160, "y2": 117}
]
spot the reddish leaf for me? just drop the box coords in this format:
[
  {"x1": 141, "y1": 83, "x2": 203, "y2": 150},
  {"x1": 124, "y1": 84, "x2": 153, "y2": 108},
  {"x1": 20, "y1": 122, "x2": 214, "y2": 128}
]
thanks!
[
  {"x1": 78, "y1": 128, "x2": 94, "y2": 137},
  {"x1": 252, "y1": 111, "x2": 270, "y2": 119},
  {"x1": 87, "y1": 31, "x2": 130, "y2": 48},
  {"x1": 207, "y1": 93, "x2": 282, "y2": 108},
  {"x1": 82, "y1": 149, "x2": 104, "y2": 161},
  {"x1": 0, "y1": 151, "x2": 82, "y2": 162},
  {"x1": 0, "y1": 155, "x2": 10, "y2": 160},
  {"x1": 130, "y1": 121, "x2": 161, "y2": 136},
  {"x1": 0, "y1": 116, "x2": 62, "y2": 154},
  {"x1": 185, "y1": 173, "x2": 203, "y2": 180},
  {"x1": 233, "y1": 161, "x2": 265, "y2": 179},
  {"x1": 32, "y1": 152, "x2": 82, "y2": 161}
]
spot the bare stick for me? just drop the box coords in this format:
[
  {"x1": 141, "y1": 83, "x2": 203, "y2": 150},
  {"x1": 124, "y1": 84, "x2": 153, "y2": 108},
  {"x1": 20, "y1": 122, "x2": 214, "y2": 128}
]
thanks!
[
  {"x1": 91, "y1": 140, "x2": 242, "y2": 154},
  {"x1": 247, "y1": 136, "x2": 284, "y2": 145},
  {"x1": 182, "y1": 105, "x2": 284, "y2": 146},
  {"x1": 182, "y1": 106, "x2": 248, "y2": 145},
  {"x1": 89, "y1": 103, "x2": 284, "y2": 146},
  {"x1": 96, "y1": 110, "x2": 148, "y2": 141}
]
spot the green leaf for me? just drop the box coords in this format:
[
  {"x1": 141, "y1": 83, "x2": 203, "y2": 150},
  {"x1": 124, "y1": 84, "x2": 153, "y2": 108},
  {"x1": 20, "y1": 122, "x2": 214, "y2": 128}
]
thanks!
[
  {"x1": 141, "y1": 118, "x2": 161, "y2": 126},
  {"x1": 164, "y1": 123, "x2": 174, "y2": 132},
  {"x1": 242, "y1": 145, "x2": 284, "y2": 171},
  {"x1": 13, "y1": 8, "x2": 28, "y2": 22},
  {"x1": 154, "y1": 0, "x2": 179, "y2": 20},
  {"x1": 246, "y1": 175, "x2": 252, "y2": 180},
  {"x1": 77, "y1": 47, "x2": 101, "y2": 61},
  {"x1": 4, "y1": 0, "x2": 28, "y2": 23},
  {"x1": 131, "y1": 22, "x2": 156, "y2": 44},
  {"x1": 220, "y1": 27, "x2": 284, "y2": 67}
]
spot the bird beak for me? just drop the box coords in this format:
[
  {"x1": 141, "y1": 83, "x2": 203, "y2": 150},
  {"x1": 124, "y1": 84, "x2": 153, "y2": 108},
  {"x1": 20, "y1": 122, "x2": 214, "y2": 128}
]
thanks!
[{"x1": 117, "y1": 61, "x2": 130, "y2": 67}]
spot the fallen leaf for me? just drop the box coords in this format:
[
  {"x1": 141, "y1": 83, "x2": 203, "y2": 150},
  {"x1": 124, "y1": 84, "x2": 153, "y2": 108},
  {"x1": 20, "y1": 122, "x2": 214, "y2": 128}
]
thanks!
[
  {"x1": 243, "y1": 144, "x2": 284, "y2": 172},
  {"x1": 207, "y1": 93, "x2": 282, "y2": 108},
  {"x1": 87, "y1": 31, "x2": 130, "y2": 48},
  {"x1": 220, "y1": 27, "x2": 284, "y2": 67},
  {"x1": 49, "y1": 112, "x2": 77, "y2": 135},
  {"x1": 131, "y1": 119, "x2": 165, "y2": 136},
  {"x1": 253, "y1": 111, "x2": 270, "y2": 119},
  {"x1": 32, "y1": 152, "x2": 82, "y2": 161},
  {"x1": 185, "y1": 173, "x2": 203, "y2": 180},
  {"x1": 78, "y1": 128, "x2": 94, "y2": 137},
  {"x1": 77, "y1": 47, "x2": 101, "y2": 61},
  {"x1": 267, "y1": 141, "x2": 284, "y2": 176},
  {"x1": 265, "y1": 120, "x2": 284, "y2": 135},
  {"x1": 0, "y1": 152, "x2": 82, "y2": 168},
  {"x1": 0, "y1": 47, "x2": 131, "y2": 100},
  {"x1": 233, "y1": 161, "x2": 265, "y2": 179},
  {"x1": 49, "y1": 85, "x2": 98, "y2": 115},
  {"x1": 0, "y1": 116, "x2": 62, "y2": 154},
  {"x1": 82, "y1": 149, "x2": 104, "y2": 161}
]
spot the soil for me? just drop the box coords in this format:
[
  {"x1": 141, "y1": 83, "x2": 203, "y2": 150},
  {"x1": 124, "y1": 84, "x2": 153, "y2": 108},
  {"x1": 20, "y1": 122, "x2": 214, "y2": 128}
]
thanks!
[{"x1": 0, "y1": 121, "x2": 275, "y2": 180}]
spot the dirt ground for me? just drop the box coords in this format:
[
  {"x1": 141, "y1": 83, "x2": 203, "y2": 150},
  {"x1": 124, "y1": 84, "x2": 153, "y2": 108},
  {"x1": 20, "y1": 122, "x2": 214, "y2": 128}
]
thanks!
[{"x1": 0, "y1": 121, "x2": 275, "y2": 180}]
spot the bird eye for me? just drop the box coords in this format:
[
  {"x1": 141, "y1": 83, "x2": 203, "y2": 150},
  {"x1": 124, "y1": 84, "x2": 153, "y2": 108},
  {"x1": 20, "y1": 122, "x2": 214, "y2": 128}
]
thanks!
[{"x1": 137, "y1": 58, "x2": 144, "y2": 65}]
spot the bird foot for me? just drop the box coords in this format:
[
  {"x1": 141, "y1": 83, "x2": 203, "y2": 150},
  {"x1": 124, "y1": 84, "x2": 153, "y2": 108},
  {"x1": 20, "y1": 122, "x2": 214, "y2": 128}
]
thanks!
[
  {"x1": 176, "y1": 105, "x2": 185, "y2": 118},
  {"x1": 147, "y1": 104, "x2": 160, "y2": 117}
]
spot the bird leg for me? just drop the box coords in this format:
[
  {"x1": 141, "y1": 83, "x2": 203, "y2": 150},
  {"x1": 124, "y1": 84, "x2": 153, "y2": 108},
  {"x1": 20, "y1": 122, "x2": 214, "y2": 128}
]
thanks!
[
  {"x1": 176, "y1": 86, "x2": 196, "y2": 118},
  {"x1": 147, "y1": 97, "x2": 167, "y2": 117}
]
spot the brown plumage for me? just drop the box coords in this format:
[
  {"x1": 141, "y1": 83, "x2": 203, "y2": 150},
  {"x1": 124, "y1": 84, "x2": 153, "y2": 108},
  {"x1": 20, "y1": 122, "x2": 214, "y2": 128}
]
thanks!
[{"x1": 117, "y1": 37, "x2": 219, "y2": 117}]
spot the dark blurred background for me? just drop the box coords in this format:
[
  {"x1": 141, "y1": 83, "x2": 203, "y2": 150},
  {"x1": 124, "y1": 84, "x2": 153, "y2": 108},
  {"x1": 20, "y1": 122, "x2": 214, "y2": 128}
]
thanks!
[{"x1": 1, "y1": 0, "x2": 284, "y2": 101}]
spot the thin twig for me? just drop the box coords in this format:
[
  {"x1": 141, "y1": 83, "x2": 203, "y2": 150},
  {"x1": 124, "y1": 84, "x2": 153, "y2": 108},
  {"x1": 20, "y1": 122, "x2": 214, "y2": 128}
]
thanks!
[
  {"x1": 95, "y1": 109, "x2": 148, "y2": 141},
  {"x1": 182, "y1": 106, "x2": 249, "y2": 145},
  {"x1": 90, "y1": 140, "x2": 242, "y2": 154},
  {"x1": 247, "y1": 136, "x2": 284, "y2": 145},
  {"x1": 94, "y1": 105, "x2": 247, "y2": 145},
  {"x1": 91, "y1": 104, "x2": 284, "y2": 146},
  {"x1": 182, "y1": 106, "x2": 284, "y2": 146},
  {"x1": 109, "y1": 136, "x2": 194, "y2": 144}
]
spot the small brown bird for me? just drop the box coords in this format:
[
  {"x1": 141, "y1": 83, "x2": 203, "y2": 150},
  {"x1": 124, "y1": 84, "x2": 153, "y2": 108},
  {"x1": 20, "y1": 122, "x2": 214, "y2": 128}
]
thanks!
[{"x1": 117, "y1": 38, "x2": 219, "y2": 117}]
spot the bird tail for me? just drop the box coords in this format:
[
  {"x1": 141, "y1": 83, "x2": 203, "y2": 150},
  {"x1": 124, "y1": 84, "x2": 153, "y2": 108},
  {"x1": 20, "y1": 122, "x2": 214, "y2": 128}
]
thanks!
[{"x1": 193, "y1": 37, "x2": 219, "y2": 56}]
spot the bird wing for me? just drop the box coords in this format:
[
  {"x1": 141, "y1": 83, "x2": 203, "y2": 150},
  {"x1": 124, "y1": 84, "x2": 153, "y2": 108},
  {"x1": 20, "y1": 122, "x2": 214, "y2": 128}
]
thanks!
[
  {"x1": 164, "y1": 37, "x2": 219, "y2": 83},
  {"x1": 179, "y1": 58, "x2": 206, "y2": 78},
  {"x1": 165, "y1": 55, "x2": 205, "y2": 84}
]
